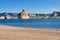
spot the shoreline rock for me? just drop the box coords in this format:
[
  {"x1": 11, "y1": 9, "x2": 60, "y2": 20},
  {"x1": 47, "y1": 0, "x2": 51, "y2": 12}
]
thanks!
[{"x1": 21, "y1": 9, "x2": 29, "y2": 19}]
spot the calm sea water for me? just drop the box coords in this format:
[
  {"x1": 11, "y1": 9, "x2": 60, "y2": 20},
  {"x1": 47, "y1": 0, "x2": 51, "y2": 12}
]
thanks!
[{"x1": 0, "y1": 18, "x2": 60, "y2": 29}]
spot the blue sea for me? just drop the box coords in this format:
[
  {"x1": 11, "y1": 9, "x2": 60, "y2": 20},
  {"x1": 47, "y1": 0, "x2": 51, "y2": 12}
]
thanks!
[{"x1": 0, "y1": 18, "x2": 60, "y2": 29}]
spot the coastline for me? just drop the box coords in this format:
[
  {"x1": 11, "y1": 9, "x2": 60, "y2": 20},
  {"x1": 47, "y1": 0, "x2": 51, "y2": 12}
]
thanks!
[{"x1": 0, "y1": 25, "x2": 60, "y2": 40}]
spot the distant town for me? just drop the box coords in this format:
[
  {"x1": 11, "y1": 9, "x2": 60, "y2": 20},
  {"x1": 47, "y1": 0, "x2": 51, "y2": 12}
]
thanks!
[{"x1": 0, "y1": 9, "x2": 60, "y2": 19}]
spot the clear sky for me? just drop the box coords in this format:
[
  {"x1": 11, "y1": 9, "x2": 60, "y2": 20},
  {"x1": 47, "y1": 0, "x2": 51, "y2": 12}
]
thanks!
[{"x1": 0, "y1": 0, "x2": 60, "y2": 14}]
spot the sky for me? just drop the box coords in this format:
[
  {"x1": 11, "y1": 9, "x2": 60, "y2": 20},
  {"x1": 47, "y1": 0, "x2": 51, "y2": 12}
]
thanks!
[{"x1": 0, "y1": 0, "x2": 60, "y2": 14}]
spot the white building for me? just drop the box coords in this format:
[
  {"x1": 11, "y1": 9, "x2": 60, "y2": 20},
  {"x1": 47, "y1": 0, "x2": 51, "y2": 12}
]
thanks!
[
  {"x1": 6, "y1": 13, "x2": 18, "y2": 19},
  {"x1": 0, "y1": 16, "x2": 5, "y2": 19}
]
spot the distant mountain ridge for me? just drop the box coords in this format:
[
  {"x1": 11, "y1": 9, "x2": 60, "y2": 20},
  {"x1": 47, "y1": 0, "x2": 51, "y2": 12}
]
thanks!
[{"x1": 0, "y1": 10, "x2": 60, "y2": 19}]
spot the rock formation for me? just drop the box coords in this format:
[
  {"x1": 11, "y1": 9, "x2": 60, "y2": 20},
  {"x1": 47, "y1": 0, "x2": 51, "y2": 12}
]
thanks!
[{"x1": 21, "y1": 9, "x2": 29, "y2": 19}]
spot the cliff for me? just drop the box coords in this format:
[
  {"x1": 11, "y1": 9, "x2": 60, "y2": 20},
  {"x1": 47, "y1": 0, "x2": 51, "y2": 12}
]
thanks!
[{"x1": 21, "y1": 9, "x2": 29, "y2": 19}]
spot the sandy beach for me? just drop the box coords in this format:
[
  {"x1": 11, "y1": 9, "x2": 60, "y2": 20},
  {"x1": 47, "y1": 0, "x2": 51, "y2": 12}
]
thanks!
[{"x1": 0, "y1": 25, "x2": 60, "y2": 40}]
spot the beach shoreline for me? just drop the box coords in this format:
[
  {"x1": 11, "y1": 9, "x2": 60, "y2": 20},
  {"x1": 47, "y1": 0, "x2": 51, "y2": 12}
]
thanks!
[{"x1": 0, "y1": 25, "x2": 60, "y2": 40}]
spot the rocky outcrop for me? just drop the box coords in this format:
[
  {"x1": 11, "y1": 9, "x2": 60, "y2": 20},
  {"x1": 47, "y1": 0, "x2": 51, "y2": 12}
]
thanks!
[{"x1": 21, "y1": 9, "x2": 29, "y2": 19}]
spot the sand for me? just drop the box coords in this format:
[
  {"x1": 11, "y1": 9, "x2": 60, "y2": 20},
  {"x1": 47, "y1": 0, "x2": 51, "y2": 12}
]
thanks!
[{"x1": 0, "y1": 25, "x2": 60, "y2": 40}]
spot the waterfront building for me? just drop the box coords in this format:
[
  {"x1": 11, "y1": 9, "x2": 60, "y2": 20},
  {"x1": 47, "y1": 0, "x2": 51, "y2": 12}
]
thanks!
[
  {"x1": 53, "y1": 11, "x2": 60, "y2": 18},
  {"x1": 6, "y1": 13, "x2": 18, "y2": 19},
  {"x1": 28, "y1": 13, "x2": 36, "y2": 17},
  {"x1": 28, "y1": 13, "x2": 50, "y2": 18},
  {"x1": 53, "y1": 12, "x2": 58, "y2": 17},
  {"x1": 28, "y1": 13, "x2": 37, "y2": 18},
  {"x1": 0, "y1": 15, "x2": 5, "y2": 19},
  {"x1": 0, "y1": 13, "x2": 6, "y2": 19}
]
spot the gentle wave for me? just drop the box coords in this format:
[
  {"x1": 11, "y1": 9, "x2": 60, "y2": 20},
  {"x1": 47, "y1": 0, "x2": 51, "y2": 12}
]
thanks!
[{"x1": 0, "y1": 19, "x2": 60, "y2": 29}]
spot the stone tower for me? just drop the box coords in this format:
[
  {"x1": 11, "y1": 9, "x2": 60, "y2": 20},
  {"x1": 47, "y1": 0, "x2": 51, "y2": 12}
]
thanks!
[{"x1": 21, "y1": 9, "x2": 29, "y2": 19}]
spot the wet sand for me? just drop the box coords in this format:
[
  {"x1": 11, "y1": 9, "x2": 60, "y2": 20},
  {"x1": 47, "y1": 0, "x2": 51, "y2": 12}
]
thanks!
[{"x1": 0, "y1": 25, "x2": 60, "y2": 40}]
